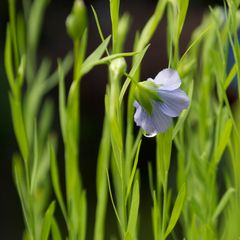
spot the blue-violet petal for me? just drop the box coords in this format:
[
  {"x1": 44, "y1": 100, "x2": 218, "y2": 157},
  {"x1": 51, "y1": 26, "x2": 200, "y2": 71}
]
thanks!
[
  {"x1": 158, "y1": 88, "x2": 189, "y2": 117},
  {"x1": 154, "y1": 68, "x2": 181, "y2": 91}
]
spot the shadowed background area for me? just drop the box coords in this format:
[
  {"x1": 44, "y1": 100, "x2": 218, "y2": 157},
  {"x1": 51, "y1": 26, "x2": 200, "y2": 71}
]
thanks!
[{"x1": 0, "y1": 0, "x2": 224, "y2": 239}]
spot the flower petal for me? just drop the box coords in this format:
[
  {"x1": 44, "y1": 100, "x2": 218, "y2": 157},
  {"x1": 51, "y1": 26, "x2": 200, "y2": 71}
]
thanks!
[
  {"x1": 158, "y1": 88, "x2": 189, "y2": 117},
  {"x1": 134, "y1": 101, "x2": 172, "y2": 136},
  {"x1": 152, "y1": 102, "x2": 173, "y2": 132},
  {"x1": 134, "y1": 101, "x2": 157, "y2": 136},
  {"x1": 154, "y1": 68, "x2": 181, "y2": 91}
]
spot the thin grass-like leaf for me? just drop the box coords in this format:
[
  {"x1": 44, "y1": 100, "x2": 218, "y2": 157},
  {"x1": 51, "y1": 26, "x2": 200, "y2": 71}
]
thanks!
[
  {"x1": 96, "y1": 51, "x2": 138, "y2": 65},
  {"x1": 224, "y1": 63, "x2": 237, "y2": 90},
  {"x1": 119, "y1": 45, "x2": 150, "y2": 104},
  {"x1": 110, "y1": 0, "x2": 120, "y2": 52},
  {"x1": 126, "y1": 178, "x2": 140, "y2": 238},
  {"x1": 9, "y1": 94, "x2": 29, "y2": 163},
  {"x1": 51, "y1": 219, "x2": 62, "y2": 240},
  {"x1": 44, "y1": 52, "x2": 73, "y2": 93},
  {"x1": 137, "y1": 0, "x2": 167, "y2": 50},
  {"x1": 212, "y1": 187, "x2": 235, "y2": 222},
  {"x1": 79, "y1": 36, "x2": 111, "y2": 77},
  {"x1": 30, "y1": 122, "x2": 39, "y2": 193},
  {"x1": 13, "y1": 154, "x2": 32, "y2": 236},
  {"x1": 178, "y1": 25, "x2": 211, "y2": 67},
  {"x1": 41, "y1": 201, "x2": 56, "y2": 240},
  {"x1": 49, "y1": 144, "x2": 68, "y2": 223},
  {"x1": 79, "y1": 190, "x2": 87, "y2": 240},
  {"x1": 125, "y1": 140, "x2": 141, "y2": 203},
  {"x1": 116, "y1": 13, "x2": 130, "y2": 53},
  {"x1": 4, "y1": 25, "x2": 16, "y2": 94},
  {"x1": 176, "y1": 0, "x2": 189, "y2": 40},
  {"x1": 106, "y1": 170, "x2": 123, "y2": 229},
  {"x1": 91, "y1": 6, "x2": 109, "y2": 56},
  {"x1": 58, "y1": 61, "x2": 66, "y2": 141},
  {"x1": 164, "y1": 183, "x2": 186, "y2": 238},
  {"x1": 213, "y1": 118, "x2": 233, "y2": 164}
]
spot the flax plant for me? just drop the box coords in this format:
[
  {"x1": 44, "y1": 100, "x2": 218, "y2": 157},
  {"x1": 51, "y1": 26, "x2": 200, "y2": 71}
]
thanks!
[
  {"x1": 5, "y1": 0, "x2": 72, "y2": 239},
  {"x1": 4, "y1": 0, "x2": 240, "y2": 239}
]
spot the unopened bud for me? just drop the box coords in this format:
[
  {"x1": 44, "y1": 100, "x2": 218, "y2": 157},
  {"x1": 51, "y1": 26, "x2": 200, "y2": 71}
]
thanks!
[
  {"x1": 66, "y1": 0, "x2": 88, "y2": 40},
  {"x1": 109, "y1": 57, "x2": 127, "y2": 80}
]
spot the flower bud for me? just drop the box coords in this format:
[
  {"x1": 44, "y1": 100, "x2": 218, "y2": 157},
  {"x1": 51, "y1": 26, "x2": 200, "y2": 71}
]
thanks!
[
  {"x1": 109, "y1": 57, "x2": 127, "y2": 80},
  {"x1": 66, "y1": 0, "x2": 88, "y2": 40}
]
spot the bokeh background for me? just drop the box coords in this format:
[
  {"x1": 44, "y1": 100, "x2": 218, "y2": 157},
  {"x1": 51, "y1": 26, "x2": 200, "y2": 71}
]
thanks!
[{"x1": 0, "y1": 0, "x2": 225, "y2": 239}]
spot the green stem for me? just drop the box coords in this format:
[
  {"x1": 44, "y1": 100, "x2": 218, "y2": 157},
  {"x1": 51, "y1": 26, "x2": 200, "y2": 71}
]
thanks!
[
  {"x1": 161, "y1": 174, "x2": 168, "y2": 240},
  {"x1": 94, "y1": 117, "x2": 111, "y2": 240}
]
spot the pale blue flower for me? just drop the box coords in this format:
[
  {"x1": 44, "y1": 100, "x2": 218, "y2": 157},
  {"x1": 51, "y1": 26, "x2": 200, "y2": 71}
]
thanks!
[{"x1": 134, "y1": 68, "x2": 189, "y2": 137}]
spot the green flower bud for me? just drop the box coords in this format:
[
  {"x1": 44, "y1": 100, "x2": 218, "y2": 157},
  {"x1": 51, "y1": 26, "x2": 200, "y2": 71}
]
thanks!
[
  {"x1": 109, "y1": 57, "x2": 127, "y2": 80},
  {"x1": 66, "y1": 0, "x2": 88, "y2": 40},
  {"x1": 134, "y1": 81, "x2": 162, "y2": 115}
]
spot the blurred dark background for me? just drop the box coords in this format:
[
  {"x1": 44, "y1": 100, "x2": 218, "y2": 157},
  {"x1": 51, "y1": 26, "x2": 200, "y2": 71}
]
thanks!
[{"x1": 0, "y1": 0, "x2": 224, "y2": 239}]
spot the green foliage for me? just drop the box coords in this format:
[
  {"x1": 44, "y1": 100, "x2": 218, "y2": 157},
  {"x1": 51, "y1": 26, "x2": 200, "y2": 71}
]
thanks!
[{"x1": 4, "y1": 0, "x2": 240, "y2": 239}]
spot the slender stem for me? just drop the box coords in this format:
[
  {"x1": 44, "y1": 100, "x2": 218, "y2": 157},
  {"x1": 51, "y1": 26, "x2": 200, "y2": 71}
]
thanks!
[{"x1": 161, "y1": 174, "x2": 168, "y2": 240}]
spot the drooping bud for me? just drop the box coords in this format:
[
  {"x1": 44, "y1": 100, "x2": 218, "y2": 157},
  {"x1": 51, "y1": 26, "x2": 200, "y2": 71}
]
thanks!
[{"x1": 66, "y1": 0, "x2": 88, "y2": 40}]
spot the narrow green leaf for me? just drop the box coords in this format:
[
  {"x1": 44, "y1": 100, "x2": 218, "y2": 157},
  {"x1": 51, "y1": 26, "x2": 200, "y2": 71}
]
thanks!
[
  {"x1": 152, "y1": 191, "x2": 161, "y2": 239},
  {"x1": 148, "y1": 162, "x2": 154, "y2": 202},
  {"x1": 9, "y1": 94, "x2": 29, "y2": 162},
  {"x1": 4, "y1": 25, "x2": 16, "y2": 93},
  {"x1": 39, "y1": 99, "x2": 54, "y2": 145},
  {"x1": 76, "y1": 28, "x2": 88, "y2": 71},
  {"x1": 91, "y1": 6, "x2": 109, "y2": 55},
  {"x1": 94, "y1": 117, "x2": 111, "y2": 240},
  {"x1": 96, "y1": 117, "x2": 111, "y2": 192},
  {"x1": 30, "y1": 122, "x2": 39, "y2": 193},
  {"x1": 110, "y1": 0, "x2": 120, "y2": 52},
  {"x1": 164, "y1": 183, "x2": 186, "y2": 238},
  {"x1": 125, "y1": 140, "x2": 141, "y2": 203},
  {"x1": 16, "y1": 55, "x2": 26, "y2": 87},
  {"x1": 119, "y1": 45, "x2": 150, "y2": 104},
  {"x1": 126, "y1": 178, "x2": 140, "y2": 238},
  {"x1": 51, "y1": 219, "x2": 62, "y2": 240},
  {"x1": 224, "y1": 63, "x2": 237, "y2": 90},
  {"x1": 49, "y1": 144, "x2": 67, "y2": 223},
  {"x1": 111, "y1": 117, "x2": 123, "y2": 153},
  {"x1": 79, "y1": 190, "x2": 87, "y2": 240},
  {"x1": 94, "y1": 51, "x2": 138, "y2": 66},
  {"x1": 28, "y1": 0, "x2": 49, "y2": 55},
  {"x1": 212, "y1": 187, "x2": 235, "y2": 222},
  {"x1": 16, "y1": 13, "x2": 26, "y2": 56},
  {"x1": 156, "y1": 127, "x2": 173, "y2": 187},
  {"x1": 35, "y1": 58, "x2": 51, "y2": 84},
  {"x1": 8, "y1": 0, "x2": 19, "y2": 67},
  {"x1": 213, "y1": 118, "x2": 233, "y2": 164},
  {"x1": 44, "y1": 52, "x2": 73, "y2": 93},
  {"x1": 176, "y1": 0, "x2": 189, "y2": 40},
  {"x1": 79, "y1": 36, "x2": 111, "y2": 77},
  {"x1": 177, "y1": 25, "x2": 211, "y2": 67},
  {"x1": 41, "y1": 201, "x2": 56, "y2": 240},
  {"x1": 13, "y1": 154, "x2": 32, "y2": 236},
  {"x1": 137, "y1": 0, "x2": 167, "y2": 50},
  {"x1": 116, "y1": 13, "x2": 130, "y2": 53},
  {"x1": 106, "y1": 170, "x2": 123, "y2": 229},
  {"x1": 58, "y1": 61, "x2": 66, "y2": 141}
]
